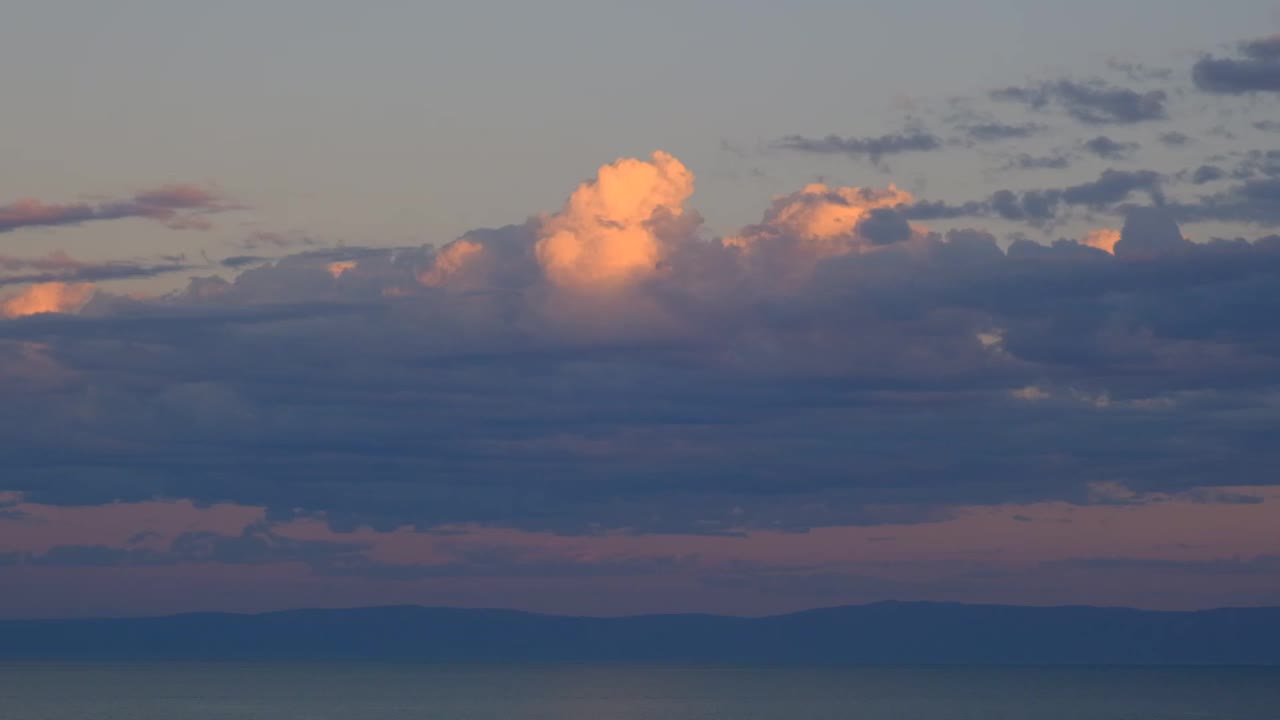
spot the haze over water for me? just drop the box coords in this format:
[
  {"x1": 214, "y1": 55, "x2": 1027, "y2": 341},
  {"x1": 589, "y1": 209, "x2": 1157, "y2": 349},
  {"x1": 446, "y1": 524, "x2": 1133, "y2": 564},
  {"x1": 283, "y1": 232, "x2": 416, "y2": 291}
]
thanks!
[{"x1": 4, "y1": 663, "x2": 1279, "y2": 720}]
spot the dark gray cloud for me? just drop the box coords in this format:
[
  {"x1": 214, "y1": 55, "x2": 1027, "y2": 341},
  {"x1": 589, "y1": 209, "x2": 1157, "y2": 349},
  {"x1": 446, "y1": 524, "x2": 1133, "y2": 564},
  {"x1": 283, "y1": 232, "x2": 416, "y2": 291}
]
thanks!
[
  {"x1": 899, "y1": 168, "x2": 1165, "y2": 226},
  {"x1": 1232, "y1": 150, "x2": 1280, "y2": 179},
  {"x1": 1241, "y1": 35, "x2": 1280, "y2": 60},
  {"x1": 1082, "y1": 136, "x2": 1139, "y2": 160},
  {"x1": 1169, "y1": 177, "x2": 1280, "y2": 225},
  {"x1": 775, "y1": 130, "x2": 942, "y2": 165},
  {"x1": 854, "y1": 208, "x2": 912, "y2": 245},
  {"x1": 1060, "y1": 169, "x2": 1163, "y2": 206},
  {"x1": 1158, "y1": 131, "x2": 1192, "y2": 146},
  {"x1": 962, "y1": 122, "x2": 1045, "y2": 143},
  {"x1": 898, "y1": 200, "x2": 989, "y2": 220},
  {"x1": 1190, "y1": 165, "x2": 1226, "y2": 184},
  {"x1": 1193, "y1": 58, "x2": 1280, "y2": 93},
  {"x1": 1254, "y1": 120, "x2": 1280, "y2": 133},
  {"x1": 992, "y1": 79, "x2": 1168, "y2": 124},
  {"x1": 220, "y1": 255, "x2": 269, "y2": 269},
  {"x1": 1193, "y1": 37, "x2": 1280, "y2": 93},
  {"x1": 0, "y1": 254, "x2": 193, "y2": 288},
  {"x1": 1004, "y1": 153, "x2": 1073, "y2": 171}
]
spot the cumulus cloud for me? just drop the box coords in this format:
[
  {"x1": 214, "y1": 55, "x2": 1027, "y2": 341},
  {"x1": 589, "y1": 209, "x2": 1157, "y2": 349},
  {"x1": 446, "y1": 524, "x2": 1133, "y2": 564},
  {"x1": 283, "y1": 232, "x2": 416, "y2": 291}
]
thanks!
[
  {"x1": 0, "y1": 185, "x2": 235, "y2": 234},
  {"x1": 534, "y1": 151, "x2": 695, "y2": 289},
  {"x1": 725, "y1": 183, "x2": 919, "y2": 265},
  {"x1": 1114, "y1": 207, "x2": 1190, "y2": 257},
  {"x1": 419, "y1": 240, "x2": 482, "y2": 287}
]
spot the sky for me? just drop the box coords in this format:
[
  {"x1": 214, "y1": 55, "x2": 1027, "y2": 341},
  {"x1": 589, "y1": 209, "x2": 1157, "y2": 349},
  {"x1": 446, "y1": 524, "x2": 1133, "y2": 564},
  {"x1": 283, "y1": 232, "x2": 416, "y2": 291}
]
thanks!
[{"x1": 3, "y1": 1, "x2": 1280, "y2": 618}]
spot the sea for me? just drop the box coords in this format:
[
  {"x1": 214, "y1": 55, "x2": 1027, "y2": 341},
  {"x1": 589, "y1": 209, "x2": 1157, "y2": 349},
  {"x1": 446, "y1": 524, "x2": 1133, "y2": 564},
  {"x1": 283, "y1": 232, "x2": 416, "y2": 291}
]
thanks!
[{"x1": 2, "y1": 663, "x2": 1278, "y2": 719}]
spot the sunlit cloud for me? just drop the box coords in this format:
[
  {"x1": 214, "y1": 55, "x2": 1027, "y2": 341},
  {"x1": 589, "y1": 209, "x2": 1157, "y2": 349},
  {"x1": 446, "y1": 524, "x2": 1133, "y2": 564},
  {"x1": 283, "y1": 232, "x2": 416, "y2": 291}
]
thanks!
[
  {"x1": 726, "y1": 183, "x2": 918, "y2": 261},
  {"x1": 419, "y1": 239, "x2": 484, "y2": 287},
  {"x1": 327, "y1": 261, "x2": 358, "y2": 279},
  {"x1": 535, "y1": 151, "x2": 694, "y2": 289},
  {"x1": 1081, "y1": 228, "x2": 1121, "y2": 254},
  {"x1": 0, "y1": 282, "x2": 95, "y2": 318}
]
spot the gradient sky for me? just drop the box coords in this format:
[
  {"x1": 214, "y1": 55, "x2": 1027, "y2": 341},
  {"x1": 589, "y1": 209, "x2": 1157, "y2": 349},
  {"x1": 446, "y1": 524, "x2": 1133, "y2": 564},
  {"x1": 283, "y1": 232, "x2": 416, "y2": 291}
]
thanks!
[{"x1": 3, "y1": 1, "x2": 1280, "y2": 618}]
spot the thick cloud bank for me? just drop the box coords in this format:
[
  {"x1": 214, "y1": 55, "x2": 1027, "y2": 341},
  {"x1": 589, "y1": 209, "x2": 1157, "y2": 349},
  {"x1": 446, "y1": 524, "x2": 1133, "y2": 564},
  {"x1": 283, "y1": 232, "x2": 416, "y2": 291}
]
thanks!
[{"x1": 3, "y1": 153, "x2": 1280, "y2": 534}]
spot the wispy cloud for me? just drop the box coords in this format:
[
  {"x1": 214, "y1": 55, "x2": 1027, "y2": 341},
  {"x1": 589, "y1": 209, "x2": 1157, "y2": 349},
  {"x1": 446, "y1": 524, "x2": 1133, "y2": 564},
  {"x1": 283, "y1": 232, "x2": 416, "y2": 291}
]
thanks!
[
  {"x1": 992, "y1": 79, "x2": 1168, "y2": 124},
  {"x1": 0, "y1": 185, "x2": 236, "y2": 234},
  {"x1": 776, "y1": 129, "x2": 942, "y2": 165}
]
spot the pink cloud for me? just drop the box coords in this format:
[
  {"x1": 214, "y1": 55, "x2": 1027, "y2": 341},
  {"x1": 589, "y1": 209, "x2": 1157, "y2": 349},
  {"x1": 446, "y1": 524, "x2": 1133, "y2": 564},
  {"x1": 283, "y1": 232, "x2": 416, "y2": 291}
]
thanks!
[{"x1": 0, "y1": 184, "x2": 238, "y2": 234}]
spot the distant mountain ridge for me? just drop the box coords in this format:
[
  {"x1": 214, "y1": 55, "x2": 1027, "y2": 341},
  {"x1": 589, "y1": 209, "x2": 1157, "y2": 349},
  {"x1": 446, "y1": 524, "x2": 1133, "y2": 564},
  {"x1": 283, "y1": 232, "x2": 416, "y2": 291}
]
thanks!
[{"x1": 3, "y1": 601, "x2": 1279, "y2": 665}]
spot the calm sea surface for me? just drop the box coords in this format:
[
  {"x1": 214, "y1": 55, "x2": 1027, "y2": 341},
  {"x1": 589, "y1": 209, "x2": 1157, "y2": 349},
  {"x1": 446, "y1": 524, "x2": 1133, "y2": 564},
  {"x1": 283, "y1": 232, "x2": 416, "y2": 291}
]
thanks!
[{"x1": 1, "y1": 663, "x2": 1278, "y2": 719}]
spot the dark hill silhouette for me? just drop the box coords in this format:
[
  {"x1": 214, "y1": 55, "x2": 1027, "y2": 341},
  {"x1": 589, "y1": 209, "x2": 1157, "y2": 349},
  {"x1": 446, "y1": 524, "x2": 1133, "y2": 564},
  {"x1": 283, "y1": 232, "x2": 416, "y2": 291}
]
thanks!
[{"x1": 2, "y1": 601, "x2": 1279, "y2": 664}]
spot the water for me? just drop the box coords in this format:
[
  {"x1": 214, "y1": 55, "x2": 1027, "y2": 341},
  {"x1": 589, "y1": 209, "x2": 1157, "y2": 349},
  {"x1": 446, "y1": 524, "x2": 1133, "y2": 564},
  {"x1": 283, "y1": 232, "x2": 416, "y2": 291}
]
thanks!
[{"x1": 2, "y1": 663, "x2": 1278, "y2": 719}]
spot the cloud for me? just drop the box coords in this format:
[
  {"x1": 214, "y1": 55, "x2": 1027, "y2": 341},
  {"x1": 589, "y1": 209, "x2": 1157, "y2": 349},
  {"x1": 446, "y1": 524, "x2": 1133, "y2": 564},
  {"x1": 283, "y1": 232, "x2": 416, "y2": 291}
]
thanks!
[
  {"x1": 1061, "y1": 169, "x2": 1163, "y2": 206},
  {"x1": 1, "y1": 283, "x2": 96, "y2": 318},
  {"x1": 1004, "y1": 153, "x2": 1072, "y2": 171},
  {"x1": 992, "y1": 79, "x2": 1168, "y2": 124},
  {"x1": 1169, "y1": 177, "x2": 1280, "y2": 225},
  {"x1": 534, "y1": 151, "x2": 695, "y2": 288},
  {"x1": 1192, "y1": 37, "x2": 1280, "y2": 93},
  {"x1": 1082, "y1": 136, "x2": 1138, "y2": 160},
  {"x1": 2, "y1": 523, "x2": 369, "y2": 572},
  {"x1": 0, "y1": 185, "x2": 235, "y2": 234},
  {"x1": 327, "y1": 261, "x2": 358, "y2": 279},
  {"x1": 775, "y1": 129, "x2": 942, "y2": 165},
  {"x1": 0, "y1": 251, "x2": 192, "y2": 288},
  {"x1": 1189, "y1": 165, "x2": 1226, "y2": 185},
  {"x1": 221, "y1": 255, "x2": 269, "y2": 269},
  {"x1": 2, "y1": 153, "x2": 1280, "y2": 536},
  {"x1": 1193, "y1": 58, "x2": 1280, "y2": 93},
  {"x1": 1241, "y1": 35, "x2": 1280, "y2": 60},
  {"x1": 725, "y1": 183, "x2": 919, "y2": 264},
  {"x1": 1080, "y1": 229, "x2": 1121, "y2": 254},
  {"x1": 899, "y1": 167, "x2": 1168, "y2": 227},
  {"x1": 962, "y1": 122, "x2": 1045, "y2": 143},
  {"x1": 1113, "y1": 207, "x2": 1190, "y2": 257},
  {"x1": 1158, "y1": 132, "x2": 1192, "y2": 147},
  {"x1": 977, "y1": 169, "x2": 1165, "y2": 225},
  {"x1": 1106, "y1": 59, "x2": 1174, "y2": 82}
]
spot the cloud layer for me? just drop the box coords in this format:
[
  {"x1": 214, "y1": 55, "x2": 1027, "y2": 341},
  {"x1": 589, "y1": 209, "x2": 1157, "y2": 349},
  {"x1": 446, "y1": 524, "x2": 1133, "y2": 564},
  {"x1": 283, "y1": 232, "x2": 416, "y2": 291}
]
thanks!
[{"x1": 0, "y1": 150, "x2": 1277, "y2": 539}]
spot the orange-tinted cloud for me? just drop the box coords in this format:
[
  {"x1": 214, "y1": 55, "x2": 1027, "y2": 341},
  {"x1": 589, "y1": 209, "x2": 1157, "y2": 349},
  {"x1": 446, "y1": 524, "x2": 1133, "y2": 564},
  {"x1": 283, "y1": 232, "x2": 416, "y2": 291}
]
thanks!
[
  {"x1": 1, "y1": 282, "x2": 95, "y2": 318},
  {"x1": 327, "y1": 261, "x2": 358, "y2": 279},
  {"x1": 418, "y1": 239, "x2": 483, "y2": 287},
  {"x1": 1081, "y1": 228, "x2": 1121, "y2": 254},
  {"x1": 535, "y1": 151, "x2": 694, "y2": 288},
  {"x1": 726, "y1": 183, "x2": 917, "y2": 258}
]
